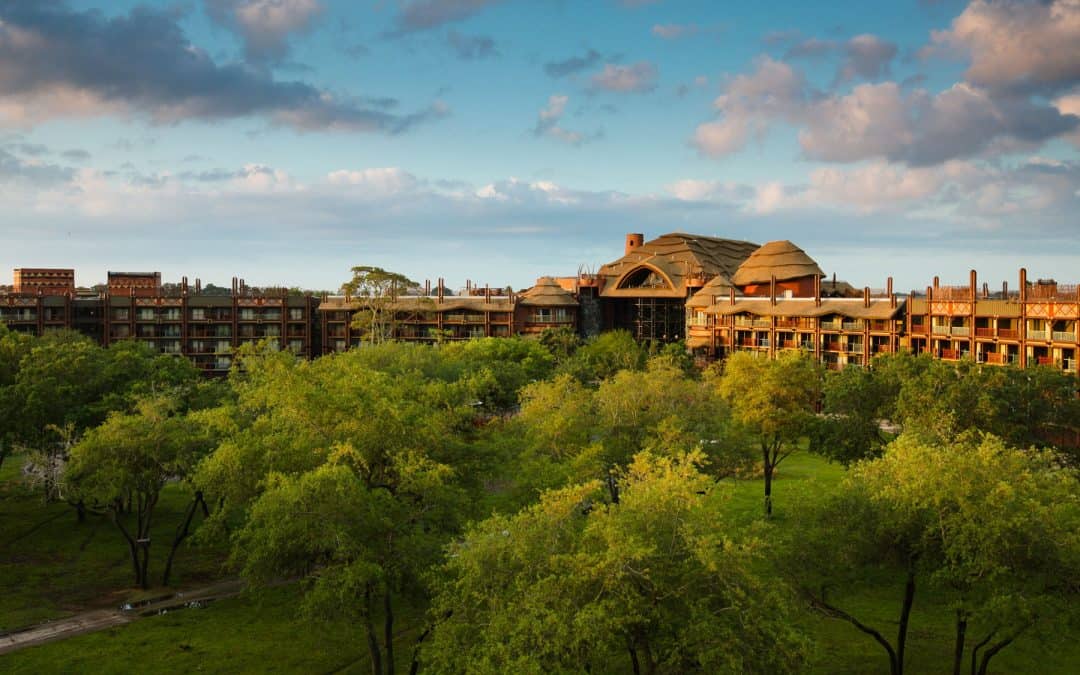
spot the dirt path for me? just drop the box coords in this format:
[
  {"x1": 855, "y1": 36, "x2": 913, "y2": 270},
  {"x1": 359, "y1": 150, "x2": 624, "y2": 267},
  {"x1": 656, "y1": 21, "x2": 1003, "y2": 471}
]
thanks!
[{"x1": 0, "y1": 579, "x2": 244, "y2": 656}]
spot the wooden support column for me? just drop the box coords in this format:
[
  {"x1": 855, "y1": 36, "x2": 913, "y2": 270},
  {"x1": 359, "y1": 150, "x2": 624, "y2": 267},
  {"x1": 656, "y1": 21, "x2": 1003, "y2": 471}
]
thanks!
[
  {"x1": 969, "y1": 270, "x2": 977, "y2": 360},
  {"x1": 1019, "y1": 268, "x2": 1028, "y2": 368}
]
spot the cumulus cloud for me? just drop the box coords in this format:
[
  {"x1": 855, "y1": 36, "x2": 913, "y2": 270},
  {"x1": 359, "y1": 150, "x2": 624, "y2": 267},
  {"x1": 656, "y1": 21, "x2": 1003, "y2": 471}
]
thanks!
[
  {"x1": 543, "y1": 49, "x2": 603, "y2": 78},
  {"x1": 446, "y1": 31, "x2": 498, "y2": 60},
  {"x1": 532, "y1": 95, "x2": 597, "y2": 146},
  {"x1": 205, "y1": 0, "x2": 324, "y2": 64},
  {"x1": 926, "y1": 0, "x2": 1080, "y2": 95},
  {"x1": 783, "y1": 34, "x2": 897, "y2": 85},
  {"x1": 0, "y1": 2, "x2": 444, "y2": 134},
  {"x1": 692, "y1": 56, "x2": 804, "y2": 157},
  {"x1": 392, "y1": 0, "x2": 501, "y2": 34},
  {"x1": 693, "y1": 57, "x2": 1077, "y2": 164},
  {"x1": 589, "y1": 62, "x2": 659, "y2": 93}
]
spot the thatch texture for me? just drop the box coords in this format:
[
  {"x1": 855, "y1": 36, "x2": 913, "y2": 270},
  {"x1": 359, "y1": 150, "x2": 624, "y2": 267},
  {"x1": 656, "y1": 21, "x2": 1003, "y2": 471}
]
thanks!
[
  {"x1": 519, "y1": 277, "x2": 579, "y2": 306},
  {"x1": 598, "y1": 233, "x2": 759, "y2": 298},
  {"x1": 686, "y1": 273, "x2": 736, "y2": 308},
  {"x1": 732, "y1": 240, "x2": 824, "y2": 286}
]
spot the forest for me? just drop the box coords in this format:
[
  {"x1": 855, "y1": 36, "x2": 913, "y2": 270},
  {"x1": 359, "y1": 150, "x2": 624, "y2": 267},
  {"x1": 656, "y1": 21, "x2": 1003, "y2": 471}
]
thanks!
[{"x1": 1, "y1": 321, "x2": 1079, "y2": 674}]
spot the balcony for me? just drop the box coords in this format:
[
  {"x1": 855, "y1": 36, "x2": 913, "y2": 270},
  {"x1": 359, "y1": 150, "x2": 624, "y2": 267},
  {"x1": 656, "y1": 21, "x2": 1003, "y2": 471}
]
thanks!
[
  {"x1": 1052, "y1": 331, "x2": 1077, "y2": 342},
  {"x1": 823, "y1": 341, "x2": 842, "y2": 352},
  {"x1": 909, "y1": 324, "x2": 927, "y2": 334},
  {"x1": 820, "y1": 321, "x2": 841, "y2": 331},
  {"x1": 841, "y1": 321, "x2": 862, "y2": 331},
  {"x1": 975, "y1": 327, "x2": 995, "y2": 338},
  {"x1": 998, "y1": 329, "x2": 1018, "y2": 339},
  {"x1": 932, "y1": 325, "x2": 950, "y2": 335},
  {"x1": 941, "y1": 349, "x2": 960, "y2": 360},
  {"x1": 847, "y1": 343, "x2": 864, "y2": 354},
  {"x1": 983, "y1": 352, "x2": 1006, "y2": 365},
  {"x1": 951, "y1": 326, "x2": 969, "y2": 337},
  {"x1": 1036, "y1": 356, "x2": 1054, "y2": 366},
  {"x1": 1027, "y1": 330, "x2": 1049, "y2": 341},
  {"x1": 1065, "y1": 359, "x2": 1077, "y2": 372}
]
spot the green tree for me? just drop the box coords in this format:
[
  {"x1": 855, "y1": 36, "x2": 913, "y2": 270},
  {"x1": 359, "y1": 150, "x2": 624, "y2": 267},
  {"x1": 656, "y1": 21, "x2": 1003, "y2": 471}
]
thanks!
[
  {"x1": 811, "y1": 361, "x2": 894, "y2": 464},
  {"x1": 560, "y1": 330, "x2": 646, "y2": 383},
  {"x1": 65, "y1": 396, "x2": 214, "y2": 588},
  {"x1": 790, "y1": 433, "x2": 1080, "y2": 675},
  {"x1": 714, "y1": 350, "x2": 822, "y2": 516},
  {"x1": 341, "y1": 266, "x2": 421, "y2": 344},
  {"x1": 423, "y1": 451, "x2": 809, "y2": 674}
]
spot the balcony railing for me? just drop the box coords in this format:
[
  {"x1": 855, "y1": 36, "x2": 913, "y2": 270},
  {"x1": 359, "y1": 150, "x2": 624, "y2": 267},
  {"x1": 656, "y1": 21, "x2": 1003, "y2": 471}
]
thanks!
[
  {"x1": 941, "y1": 349, "x2": 960, "y2": 360},
  {"x1": 820, "y1": 321, "x2": 841, "y2": 331},
  {"x1": 1037, "y1": 356, "x2": 1054, "y2": 366},
  {"x1": 975, "y1": 327, "x2": 994, "y2": 338},
  {"x1": 998, "y1": 329, "x2": 1018, "y2": 339},
  {"x1": 909, "y1": 324, "x2": 927, "y2": 334},
  {"x1": 847, "y1": 343, "x2": 864, "y2": 354},
  {"x1": 951, "y1": 327, "x2": 969, "y2": 337},
  {"x1": 824, "y1": 341, "x2": 842, "y2": 352},
  {"x1": 1052, "y1": 331, "x2": 1077, "y2": 342},
  {"x1": 1065, "y1": 359, "x2": 1077, "y2": 372},
  {"x1": 983, "y1": 352, "x2": 1005, "y2": 364},
  {"x1": 1027, "y1": 330, "x2": 1049, "y2": 341},
  {"x1": 842, "y1": 321, "x2": 862, "y2": 331},
  {"x1": 932, "y1": 326, "x2": 950, "y2": 335}
]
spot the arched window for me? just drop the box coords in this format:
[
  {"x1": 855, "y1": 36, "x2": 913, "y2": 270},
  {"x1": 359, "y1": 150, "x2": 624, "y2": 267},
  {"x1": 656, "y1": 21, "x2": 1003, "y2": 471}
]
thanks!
[{"x1": 618, "y1": 267, "x2": 671, "y2": 290}]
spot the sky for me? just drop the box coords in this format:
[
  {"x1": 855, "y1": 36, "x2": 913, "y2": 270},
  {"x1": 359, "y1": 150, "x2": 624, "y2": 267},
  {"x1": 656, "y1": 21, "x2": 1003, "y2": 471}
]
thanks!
[{"x1": 0, "y1": 0, "x2": 1078, "y2": 294}]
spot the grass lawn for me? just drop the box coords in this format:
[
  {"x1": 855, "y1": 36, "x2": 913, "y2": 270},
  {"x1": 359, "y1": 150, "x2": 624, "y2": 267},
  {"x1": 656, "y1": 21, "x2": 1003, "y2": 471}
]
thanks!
[
  {"x1": 2, "y1": 584, "x2": 423, "y2": 675},
  {"x1": 0, "y1": 453, "x2": 228, "y2": 632}
]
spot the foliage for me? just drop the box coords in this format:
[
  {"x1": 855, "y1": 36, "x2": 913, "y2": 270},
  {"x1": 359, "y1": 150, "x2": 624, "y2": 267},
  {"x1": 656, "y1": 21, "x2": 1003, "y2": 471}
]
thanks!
[
  {"x1": 65, "y1": 396, "x2": 216, "y2": 588},
  {"x1": 714, "y1": 350, "x2": 823, "y2": 516},
  {"x1": 341, "y1": 266, "x2": 422, "y2": 344},
  {"x1": 559, "y1": 330, "x2": 646, "y2": 383},
  {"x1": 423, "y1": 452, "x2": 810, "y2": 675},
  {"x1": 789, "y1": 432, "x2": 1080, "y2": 675}
]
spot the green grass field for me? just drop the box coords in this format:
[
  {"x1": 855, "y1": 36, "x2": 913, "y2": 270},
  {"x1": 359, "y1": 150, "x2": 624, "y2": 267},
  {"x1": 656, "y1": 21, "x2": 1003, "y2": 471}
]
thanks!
[{"x1": 2, "y1": 450, "x2": 1077, "y2": 673}]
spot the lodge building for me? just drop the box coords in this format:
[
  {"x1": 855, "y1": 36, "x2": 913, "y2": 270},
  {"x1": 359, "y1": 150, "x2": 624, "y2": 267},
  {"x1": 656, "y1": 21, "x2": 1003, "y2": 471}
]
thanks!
[{"x1": 2, "y1": 232, "x2": 1077, "y2": 376}]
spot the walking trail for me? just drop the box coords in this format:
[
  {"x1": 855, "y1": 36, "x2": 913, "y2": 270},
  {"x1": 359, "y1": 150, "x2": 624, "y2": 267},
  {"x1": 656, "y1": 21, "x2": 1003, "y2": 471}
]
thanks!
[{"x1": 0, "y1": 579, "x2": 244, "y2": 656}]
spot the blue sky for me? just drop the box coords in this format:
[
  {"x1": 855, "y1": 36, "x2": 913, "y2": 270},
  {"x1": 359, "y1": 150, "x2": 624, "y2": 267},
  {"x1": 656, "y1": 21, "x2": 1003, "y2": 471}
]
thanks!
[{"x1": 1, "y1": 0, "x2": 1078, "y2": 293}]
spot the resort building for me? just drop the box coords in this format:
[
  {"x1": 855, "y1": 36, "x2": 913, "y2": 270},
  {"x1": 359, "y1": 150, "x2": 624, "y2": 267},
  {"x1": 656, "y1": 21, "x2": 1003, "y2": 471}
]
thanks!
[{"x1": 2, "y1": 231, "x2": 1077, "y2": 376}]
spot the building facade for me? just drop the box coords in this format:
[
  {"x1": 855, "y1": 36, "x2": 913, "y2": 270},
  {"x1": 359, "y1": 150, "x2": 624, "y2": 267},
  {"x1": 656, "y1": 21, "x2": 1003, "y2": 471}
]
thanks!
[{"x1": 2, "y1": 232, "x2": 1077, "y2": 377}]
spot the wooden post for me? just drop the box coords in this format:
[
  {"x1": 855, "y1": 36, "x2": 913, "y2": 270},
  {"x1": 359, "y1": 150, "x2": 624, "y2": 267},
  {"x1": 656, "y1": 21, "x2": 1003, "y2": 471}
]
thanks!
[{"x1": 1019, "y1": 268, "x2": 1027, "y2": 367}]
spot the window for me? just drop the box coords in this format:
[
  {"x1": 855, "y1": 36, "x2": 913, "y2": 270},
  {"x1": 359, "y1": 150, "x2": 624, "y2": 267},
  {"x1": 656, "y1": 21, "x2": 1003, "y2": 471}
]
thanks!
[
  {"x1": 137, "y1": 308, "x2": 155, "y2": 321},
  {"x1": 617, "y1": 267, "x2": 671, "y2": 290},
  {"x1": 191, "y1": 308, "x2": 206, "y2": 320},
  {"x1": 113, "y1": 308, "x2": 129, "y2": 320},
  {"x1": 289, "y1": 308, "x2": 304, "y2": 320}
]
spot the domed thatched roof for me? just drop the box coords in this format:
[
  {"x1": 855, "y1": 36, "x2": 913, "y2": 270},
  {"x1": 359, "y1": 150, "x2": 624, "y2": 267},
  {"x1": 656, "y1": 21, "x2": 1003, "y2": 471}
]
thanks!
[
  {"x1": 519, "y1": 277, "x2": 579, "y2": 306},
  {"x1": 598, "y1": 232, "x2": 760, "y2": 298},
  {"x1": 732, "y1": 240, "x2": 824, "y2": 287},
  {"x1": 686, "y1": 273, "x2": 735, "y2": 308}
]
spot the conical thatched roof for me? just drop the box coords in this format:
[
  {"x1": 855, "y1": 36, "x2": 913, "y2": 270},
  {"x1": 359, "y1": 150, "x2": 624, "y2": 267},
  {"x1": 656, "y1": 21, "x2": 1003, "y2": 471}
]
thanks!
[
  {"x1": 519, "y1": 277, "x2": 579, "y2": 306},
  {"x1": 732, "y1": 240, "x2": 824, "y2": 286},
  {"x1": 686, "y1": 273, "x2": 736, "y2": 308}
]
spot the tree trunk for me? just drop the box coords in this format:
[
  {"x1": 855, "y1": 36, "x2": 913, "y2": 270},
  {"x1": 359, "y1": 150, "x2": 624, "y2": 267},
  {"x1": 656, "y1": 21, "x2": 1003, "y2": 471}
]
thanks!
[
  {"x1": 163, "y1": 492, "x2": 203, "y2": 587},
  {"x1": 639, "y1": 635, "x2": 656, "y2": 675},
  {"x1": 895, "y1": 562, "x2": 917, "y2": 675},
  {"x1": 952, "y1": 610, "x2": 967, "y2": 675},
  {"x1": 762, "y1": 444, "x2": 774, "y2": 517},
  {"x1": 627, "y1": 640, "x2": 641, "y2": 675},
  {"x1": 384, "y1": 587, "x2": 395, "y2": 675},
  {"x1": 970, "y1": 630, "x2": 996, "y2": 675},
  {"x1": 363, "y1": 585, "x2": 382, "y2": 675}
]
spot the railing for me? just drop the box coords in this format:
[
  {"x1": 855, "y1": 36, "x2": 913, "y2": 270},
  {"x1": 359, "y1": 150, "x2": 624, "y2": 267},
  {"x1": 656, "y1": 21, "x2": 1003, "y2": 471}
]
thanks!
[
  {"x1": 1028, "y1": 284, "x2": 1079, "y2": 300},
  {"x1": 1037, "y1": 356, "x2": 1054, "y2": 366},
  {"x1": 983, "y1": 352, "x2": 1005, "y2": 364},
  {"x1": 941, "y1": 349, "x2": 959, "y2": 360},
  {"x1": 733, "y1": 319, "x2": 755, "y2": 327},
  {"x1": 932, "y1": 325, "x2": 950, "y2": 335},
  {"x1": 782, "y1": 340, "x2": 799, "y2": 349},
  {"x1": 824, "y1": 341, "x2": 842, "y2": 351},
  {"x1": 775, "y1": 319, "x2": 797, "y2": 329},
  {"x1": 998, "y1": 329, "x2": 1018, "y2": 339},
  {"x1": 909, "y1": 324, "x2": 927, "y2": 334},
  {"x1": 975, "y1": 327, "x2": 994, "y2": 338},
  {"x1": 757, "y1": 338, "x2": 770, "y2": 348},
  {"x1": 842, "y1": 321, "x2": 862, "y2": 331},
  {"x1": 1052, "y1": 331, "x2": 1076, "y2": 342},
  {"x1": 869, "y1": 321, "x2": 889, "y2": 332},
  {"x1": 951, "y1": 327, "x2": 969, "y2": 337},
  {"x1": 751, "y1": 319, "x2": 771, "y2": 328},
  {"x1": 1064, "y1": 359, "x2": 1077, "y2": 372},
  {"x1": 872, "y1": 345, "x2": 893, "y2": 354},
  {"x1": 847, "y1": 343, "x2": 864, "y2": 354},
  {"x1": 1027, "y1": 330, "x2": 1049, "y2": 341},
  {"x1": 739, "y1": 338, "x2": 756, "y2": 347},
  {"x1": 820, "y1": 321, "x2": 841, "y2": 331}
]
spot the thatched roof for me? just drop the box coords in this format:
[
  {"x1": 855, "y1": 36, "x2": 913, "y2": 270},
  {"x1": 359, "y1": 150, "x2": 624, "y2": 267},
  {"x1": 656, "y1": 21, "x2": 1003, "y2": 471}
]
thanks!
[
  {"x1": 708, "y1": 297, "x2": 905, "y2": 321},
  {"x1": 732, "y1": 240, "x2": 824, "y2": 287},
  {"x1": 519, "y1": 277, "x2": 579, "y2": 307},
  {"x1": 686, "y1": 273, "x2": 736, "y2": 308},
  {"x1": 598, "y1": 233, "x2": 759, "y2": 298}
]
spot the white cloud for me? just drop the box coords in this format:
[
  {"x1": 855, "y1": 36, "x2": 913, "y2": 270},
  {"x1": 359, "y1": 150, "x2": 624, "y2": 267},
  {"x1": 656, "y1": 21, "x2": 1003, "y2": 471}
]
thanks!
[
  {"x1": 532, "y1": 94, "x2": 595, "y2": 146},
  {"x1": 926, "y1": 0, "x2": 1080, "y2": 94},
  {"x1": 589, "y1": 62, "x2": 659, "y2": 93}
]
